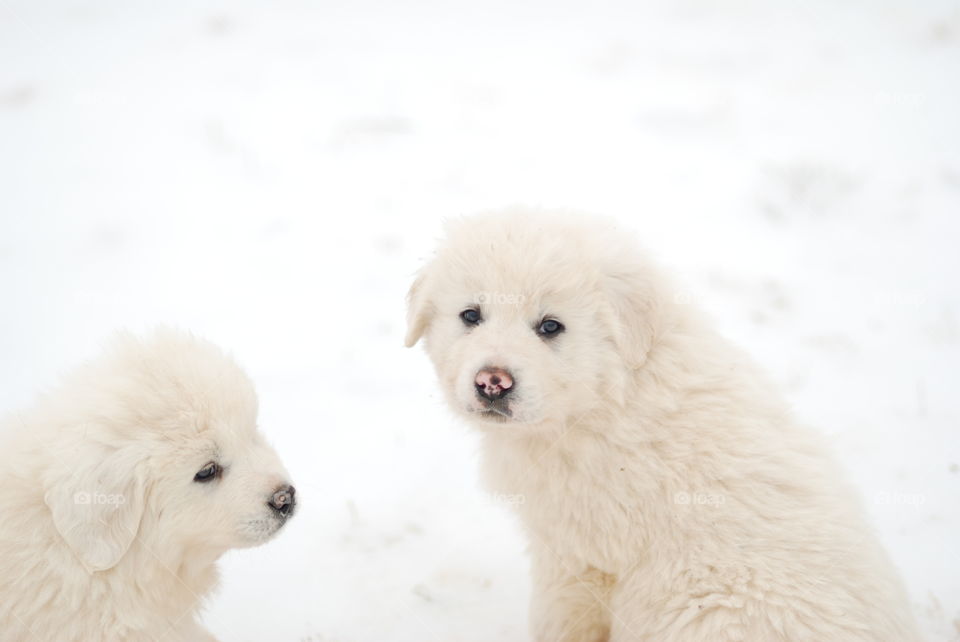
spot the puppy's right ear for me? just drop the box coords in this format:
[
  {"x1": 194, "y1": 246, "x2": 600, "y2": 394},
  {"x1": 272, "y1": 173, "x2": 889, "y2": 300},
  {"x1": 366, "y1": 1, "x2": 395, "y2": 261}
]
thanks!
[
  {"x1": 404, "y1": 269, "x2": 434, "y2": 347},
  {"x1": 43, "y1": 441, "x2": 147, "y2": 572},
  {"x1": 601, "y1": 260, "x2": 662, "y2": 370}
]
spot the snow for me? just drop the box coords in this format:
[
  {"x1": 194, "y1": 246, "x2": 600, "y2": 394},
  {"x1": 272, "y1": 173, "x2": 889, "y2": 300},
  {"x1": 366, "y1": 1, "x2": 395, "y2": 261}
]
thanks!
[{"x1": 1, "y1": 0, "x2": 958, "y2": 640}]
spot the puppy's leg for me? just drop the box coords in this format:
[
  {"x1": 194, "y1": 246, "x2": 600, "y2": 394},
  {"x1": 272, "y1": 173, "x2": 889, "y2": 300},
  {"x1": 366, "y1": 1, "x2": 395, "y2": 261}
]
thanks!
[{"x1": 529, "y1": 547, "x2": 615, "y2": 642}]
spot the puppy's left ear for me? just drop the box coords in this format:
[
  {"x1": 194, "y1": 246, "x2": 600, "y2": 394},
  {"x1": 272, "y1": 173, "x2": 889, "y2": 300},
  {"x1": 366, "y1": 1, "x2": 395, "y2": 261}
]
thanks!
[
  {"x1": 602, "y1": 262, "x2": 662, "y2": 370},
  {"x1": 404, "y1": 268, "x2": 434, "y2": 347},
  {"x1": 44, "y1": 442, "x2": 147, "y2": 572}
]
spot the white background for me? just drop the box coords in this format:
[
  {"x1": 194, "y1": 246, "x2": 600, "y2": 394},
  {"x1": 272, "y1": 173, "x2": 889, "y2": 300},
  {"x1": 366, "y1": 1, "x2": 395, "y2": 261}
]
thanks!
[{"x1": 1, "y1": 1, "x2": 958, "y2": 640}]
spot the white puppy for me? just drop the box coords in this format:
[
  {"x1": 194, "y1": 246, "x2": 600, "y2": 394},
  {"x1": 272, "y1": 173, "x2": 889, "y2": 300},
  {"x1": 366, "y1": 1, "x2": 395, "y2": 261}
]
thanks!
[
  {"x1": 406, "y1": 210, "x2": 918, "y2": 642},
  {"x1": 0, "y1": 329, "x2": 296, "y2": 642}
]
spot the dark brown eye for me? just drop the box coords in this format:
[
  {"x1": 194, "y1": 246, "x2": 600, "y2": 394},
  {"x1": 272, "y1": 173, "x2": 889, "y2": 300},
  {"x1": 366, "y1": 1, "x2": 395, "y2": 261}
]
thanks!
[
  {"x1": 194, "y1": 462, "x2": 221, "y2": 483},
  {"x1": 537, "y1": 318, "x2": 564, "y2": 337},
  {"x1": 460, "y1": 308, "x2": 482, "y2": 326}
]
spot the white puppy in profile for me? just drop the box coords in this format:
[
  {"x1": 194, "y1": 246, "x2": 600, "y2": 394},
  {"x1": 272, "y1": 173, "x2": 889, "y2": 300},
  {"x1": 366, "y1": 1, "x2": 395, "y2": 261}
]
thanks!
[
  {"x1": 406, "y1": 210, "x2": 918, "y2": 641},
  {"x1": 0, "y1": 329, "x2": 296, "y2": 642}
]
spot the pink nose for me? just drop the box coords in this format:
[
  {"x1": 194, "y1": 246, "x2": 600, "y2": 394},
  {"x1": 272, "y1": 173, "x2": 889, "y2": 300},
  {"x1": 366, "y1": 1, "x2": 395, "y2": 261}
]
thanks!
[{"x1": 475, "y1": 367, "x2": 514, "y2": 400}]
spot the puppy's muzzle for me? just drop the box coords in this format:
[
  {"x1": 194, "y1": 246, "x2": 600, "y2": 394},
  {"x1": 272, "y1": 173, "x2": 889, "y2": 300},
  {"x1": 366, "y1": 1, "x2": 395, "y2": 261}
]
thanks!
[
  {"x1": 475, "y1": 367, "x2": 514, "y2": 401},
  {"x1": 268, "y1": 484, "x2": 296, "y2": 517}
]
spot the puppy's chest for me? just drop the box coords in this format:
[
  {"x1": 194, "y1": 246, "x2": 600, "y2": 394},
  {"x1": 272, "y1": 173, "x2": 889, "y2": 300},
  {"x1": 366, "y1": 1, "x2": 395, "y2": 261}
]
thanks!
[{"x1": 482, "y1": 435, "x2": 637, "y2": 570}]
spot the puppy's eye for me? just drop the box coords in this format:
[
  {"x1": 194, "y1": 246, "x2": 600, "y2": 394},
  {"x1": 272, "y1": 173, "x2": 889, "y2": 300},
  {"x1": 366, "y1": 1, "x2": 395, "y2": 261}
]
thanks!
[
  {"x1": 537, "y1": 318, "x2": 564, "y2": 337},
  {"x1": 460, "y1": 308, "x2": 482, "y2": 326},
  {"x1": 194, "y1": 462, "x2": 221, "y2": 483}
]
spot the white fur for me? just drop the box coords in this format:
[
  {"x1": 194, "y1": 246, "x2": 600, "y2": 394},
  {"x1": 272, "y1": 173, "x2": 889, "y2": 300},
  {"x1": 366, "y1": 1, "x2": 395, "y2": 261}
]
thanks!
[
  {"x1": 0, "y1": 329, "x2": 294, "y2": 642},
  {"x1": 407, "y1": 209, "x2": 919, "y2": 642}
]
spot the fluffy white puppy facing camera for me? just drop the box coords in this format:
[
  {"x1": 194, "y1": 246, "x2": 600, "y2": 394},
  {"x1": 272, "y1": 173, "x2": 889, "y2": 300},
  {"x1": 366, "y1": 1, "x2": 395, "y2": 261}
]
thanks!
[{"x1": 406, "y1": 209, "x2": 919, "y2": 642}]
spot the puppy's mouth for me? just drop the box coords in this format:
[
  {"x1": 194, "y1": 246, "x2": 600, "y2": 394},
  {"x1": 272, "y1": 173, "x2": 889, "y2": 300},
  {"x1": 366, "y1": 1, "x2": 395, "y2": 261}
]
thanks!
[
  {"x1": 273, "y1": 509, "x2": 295, "y2": 526},
  {"x1": 240, "y1": 513, "x2": 291, "y2": 545},
  {"x1": 469, "y1": 399, "x2": 513, "y2": 422}
]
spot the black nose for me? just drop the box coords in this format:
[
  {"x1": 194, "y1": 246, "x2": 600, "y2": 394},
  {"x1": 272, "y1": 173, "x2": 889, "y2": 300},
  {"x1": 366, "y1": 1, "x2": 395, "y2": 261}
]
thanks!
[{"x1": 268, "y1": 484, "x2": 296, "y2": 517}]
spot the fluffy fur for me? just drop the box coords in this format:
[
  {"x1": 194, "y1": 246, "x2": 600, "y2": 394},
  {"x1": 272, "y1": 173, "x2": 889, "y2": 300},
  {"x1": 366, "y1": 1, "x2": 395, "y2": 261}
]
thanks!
[
  {"x1": 406, "y1": 209, "x2": 919, "y2": 642},
  {"x1": 0, "y1": 329, "x2": 295, "y2": 642}
]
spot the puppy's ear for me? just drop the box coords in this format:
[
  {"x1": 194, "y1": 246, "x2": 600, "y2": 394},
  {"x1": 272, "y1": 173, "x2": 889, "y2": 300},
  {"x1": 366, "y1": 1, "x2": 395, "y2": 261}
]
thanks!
[
  {"x1": 404, "y1": 268, "x2": 434, "y2": 347},
  {"x1": 602, "y1": 263, "x2": 662, "y2": 369},
  {"x1": 44, "y1": 442, "x2": 147, "y2": 572}
]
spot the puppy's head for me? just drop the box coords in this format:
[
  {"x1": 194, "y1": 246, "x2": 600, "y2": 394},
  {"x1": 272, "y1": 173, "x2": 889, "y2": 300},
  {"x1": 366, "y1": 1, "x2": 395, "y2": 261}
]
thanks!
[
  {"x1": 405, "y1": 209, "x2": 666, "y2": 429},
  {"x1": 42, "y1": 329, "x2": 295, "y2": 572}
]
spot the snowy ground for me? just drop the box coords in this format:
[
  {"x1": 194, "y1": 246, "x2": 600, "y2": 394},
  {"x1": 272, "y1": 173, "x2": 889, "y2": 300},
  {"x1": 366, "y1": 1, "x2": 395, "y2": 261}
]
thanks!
[{"x1": 1, "y1": 1, "x2": 958, "y2": 640}]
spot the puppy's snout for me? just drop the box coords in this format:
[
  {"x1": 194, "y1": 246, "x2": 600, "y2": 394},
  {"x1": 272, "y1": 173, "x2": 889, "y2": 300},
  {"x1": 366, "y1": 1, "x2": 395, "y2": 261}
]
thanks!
[
  {"x1": 475, "y1": 367, "x2": 514, "y2": 401},
  {"x1": 268, "y1": 484, "x2": 296, "y2": 517}
]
